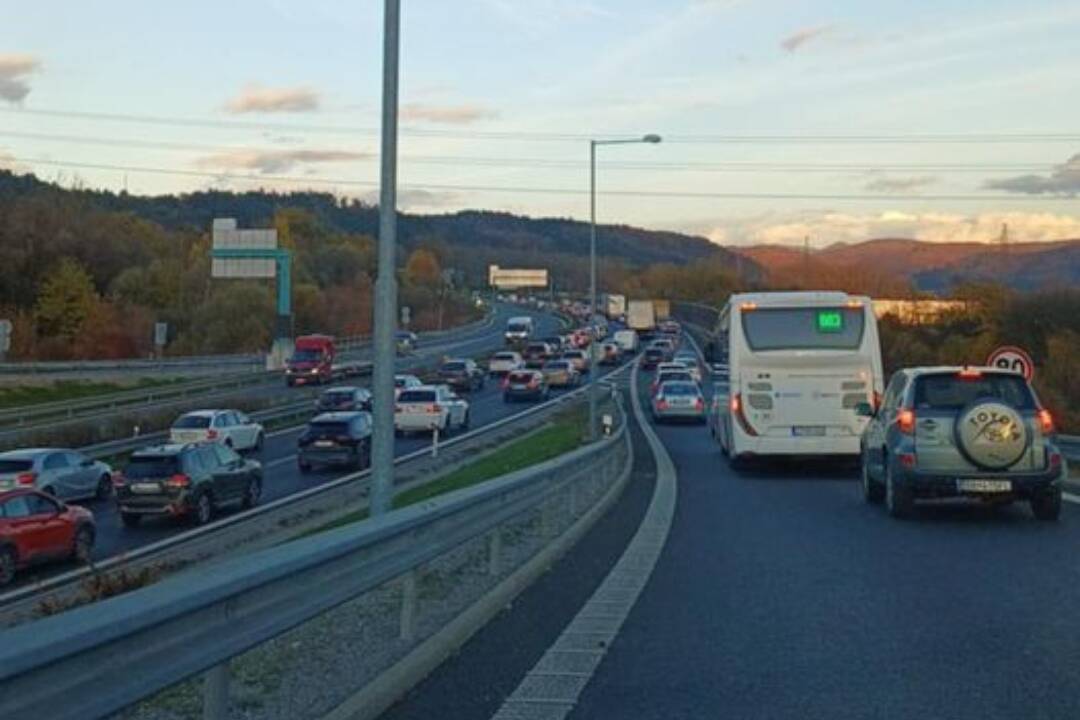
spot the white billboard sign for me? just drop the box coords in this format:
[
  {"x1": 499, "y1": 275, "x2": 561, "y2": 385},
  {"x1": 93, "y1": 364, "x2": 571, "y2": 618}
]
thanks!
[
  {"x1": 212, "y1": 218, "x2": 277, "y2": 278},
  {"x1": 488, "y1": 265, "x2": 548, "y2": 289}
]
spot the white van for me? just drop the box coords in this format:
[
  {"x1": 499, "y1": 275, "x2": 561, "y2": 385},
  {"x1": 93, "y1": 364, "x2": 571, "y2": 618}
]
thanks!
[
  {"x1": 613, "y1": 329, "x2": 639, "y2": 353},
  {"x1": 713, "y1": 292, "x2": 884, "y2": 464},
  {"x1": 505, "y1": 316, "x2": 534, "y2": 346}
]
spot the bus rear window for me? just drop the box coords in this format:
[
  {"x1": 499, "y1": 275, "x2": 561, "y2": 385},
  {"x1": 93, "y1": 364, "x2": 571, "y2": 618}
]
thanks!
[
  {"x1": 913, "y1": 373, "x2": 1035, "y2": 411},
  {"x1": 741, "y1": 307, "x2": 865, "y2": 351}
]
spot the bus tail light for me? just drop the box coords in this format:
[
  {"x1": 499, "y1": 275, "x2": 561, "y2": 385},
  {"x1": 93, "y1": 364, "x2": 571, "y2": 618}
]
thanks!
[
  {"x1": 896, "y1": 408, "x2": 915, "y2": 435},
  {"x1": 731, "y1": 394, "x2": 758, "y2": 437}
]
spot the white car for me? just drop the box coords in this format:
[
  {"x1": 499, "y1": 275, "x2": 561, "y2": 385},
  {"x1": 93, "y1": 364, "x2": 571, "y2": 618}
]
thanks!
[
  {"x1": 656, "y1": 362, "x2": 688, "y2": 375},
  {"x1": 489, "y1": 351, "x2": 524, "y2": 376},
  {"x1": 169, "y1": 410, "x2": 264, "y2": 452},
  {"x1": 673, "y1": 354, "x2": 702, "y2": 382},
  {"x1": 395, "y1": 385, "x2": 470, "y2": 435},
  {"x1": 394, "y1": 374, "x2": 423, "y2": 399}
]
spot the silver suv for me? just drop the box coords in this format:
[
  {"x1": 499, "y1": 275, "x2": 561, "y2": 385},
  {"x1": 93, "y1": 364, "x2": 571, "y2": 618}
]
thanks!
[{"x1": 858, "y1": 367, "x2": 1064, "y2": 520}]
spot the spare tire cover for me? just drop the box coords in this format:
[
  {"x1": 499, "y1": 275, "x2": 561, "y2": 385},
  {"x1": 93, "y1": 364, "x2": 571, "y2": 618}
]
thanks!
[{"x1": 955, "y1": 401, "x2": 1028, "y2": 470}]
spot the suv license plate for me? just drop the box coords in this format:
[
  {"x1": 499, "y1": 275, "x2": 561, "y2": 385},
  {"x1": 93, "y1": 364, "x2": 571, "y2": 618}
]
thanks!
[
  {"x1": 130, "y1": 482, "x2": 161, "y2": 494},
  {"x1": 792, "y1": 426, "x2": 826, "y2": 437},
  {"x1": 958, "y1": 479, "x2": 1012, "y2": 493}
]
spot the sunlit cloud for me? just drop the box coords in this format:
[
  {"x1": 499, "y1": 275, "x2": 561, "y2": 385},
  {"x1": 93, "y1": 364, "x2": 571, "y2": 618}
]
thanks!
[
  {"x1": 224, "y1": 84, "x2": 320, "y2": 114},
  {"x1": 194, "y1": 149, "x2": 367, "y2": 174},
  {"x1": 400, "y1": 103, "x2": 497, "y2": 125},
  {"x1": 0, "y1": 53, "x2": 41, "y2": 103}
]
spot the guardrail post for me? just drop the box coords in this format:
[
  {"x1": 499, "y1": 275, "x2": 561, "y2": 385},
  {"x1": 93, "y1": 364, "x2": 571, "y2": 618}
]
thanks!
[
  {"x1": 400, "y1": 570, "x2": 418, "y2": 641},
  {"x1": 487, "y1": 529, "x2": 502, "y2": 575},
  {"x1": 202, "y1": 661, "x2": 230, "y2": 720}
]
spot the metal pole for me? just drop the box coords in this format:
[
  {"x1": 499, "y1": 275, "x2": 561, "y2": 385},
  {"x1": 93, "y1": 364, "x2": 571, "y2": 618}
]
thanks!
[
  {"x1": 588, "y1": 140, "x2": 598, "y2": 441},
  {"x1": 370, "y1": 0, "x2": 401, "y2": 516}
]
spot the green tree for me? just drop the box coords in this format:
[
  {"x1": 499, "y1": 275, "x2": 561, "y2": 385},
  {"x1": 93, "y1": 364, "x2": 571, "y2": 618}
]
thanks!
[{"x1": 33, "y1": 258, "x2": 99, "y2": 340}]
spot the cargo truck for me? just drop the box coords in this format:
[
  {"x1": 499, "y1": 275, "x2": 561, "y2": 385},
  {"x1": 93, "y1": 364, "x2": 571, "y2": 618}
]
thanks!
[
  {"x1": 603, "y1": 293, "x2": 627, "y2": 320},
  {"x1": 627, "y1": 300, "x2": 656, "y2": 334}
]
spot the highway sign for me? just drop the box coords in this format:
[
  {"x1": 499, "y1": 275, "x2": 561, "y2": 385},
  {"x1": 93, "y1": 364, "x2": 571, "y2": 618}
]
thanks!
[
  {"x1": 211, "y1": 218, "x2": 277, "y2": 278},
  {"x1": 400, "y1": 306, "x2": 411, "y2": 326},
  {"x1": 154, "y1": 322, "x2": 168, "y2": 347},
  {"x1": 986, "y1": 345, "x2": 1034, "y2": 381}
]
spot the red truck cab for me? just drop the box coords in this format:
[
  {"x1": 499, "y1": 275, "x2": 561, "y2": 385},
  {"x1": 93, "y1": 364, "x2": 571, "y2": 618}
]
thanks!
[{"x1": 286, "y1": 334, "x2": 336, "y2": 386}]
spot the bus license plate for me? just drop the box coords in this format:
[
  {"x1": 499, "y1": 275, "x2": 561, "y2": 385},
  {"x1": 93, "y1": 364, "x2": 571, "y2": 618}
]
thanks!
[
  {"x1": 958, "y1": 479, "x2": 1011, "y2": 493},
  {"x1": 792, "y1": 426, "x2": 826, "y2": 437}
]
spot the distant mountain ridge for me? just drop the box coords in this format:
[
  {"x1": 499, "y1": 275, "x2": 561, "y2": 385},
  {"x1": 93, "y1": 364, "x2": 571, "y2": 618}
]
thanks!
[{"x1": 732, "y1": 237, "x2": 1080, "y2": 293}]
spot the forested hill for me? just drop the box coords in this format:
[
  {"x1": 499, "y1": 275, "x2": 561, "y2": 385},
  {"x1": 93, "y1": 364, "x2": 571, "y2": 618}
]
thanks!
[{"x1": 0, "y1": 171, "x2": 754, "y2": 289}]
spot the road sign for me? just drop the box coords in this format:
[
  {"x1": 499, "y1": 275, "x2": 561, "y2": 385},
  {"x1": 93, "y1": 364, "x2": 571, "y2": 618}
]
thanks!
[
  {"x1": 211, "y1": 218, "x2": 277, "y2": 278},
  {"x1": 400, "y1": 306, "x2": 411, "y2": 326},
  {"x1": 154, "y1": 322, "x2": 168, "y2": 347},
  {"x1": 986, "y1": 345, "x2": 1034, "y2": 381}
]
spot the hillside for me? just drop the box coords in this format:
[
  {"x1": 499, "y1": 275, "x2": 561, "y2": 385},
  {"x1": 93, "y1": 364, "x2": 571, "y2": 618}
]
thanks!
[{"x1": 733, "y1": 237, "x2": 1080, "y2": 293}]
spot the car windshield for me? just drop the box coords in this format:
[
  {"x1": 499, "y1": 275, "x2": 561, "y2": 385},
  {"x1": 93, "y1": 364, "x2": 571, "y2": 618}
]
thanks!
[
  {"x1": 292, "y1": 349, "x2": 322, "y2": 362},
  {"x1": 646, "y1": 349, "x2": 664, "y2": 357},
  {"x1": 507, "y1": 323, "x2": 529, "y2": 333},
  {"x1": 493, "y1": 353, "x2": 516, "y2": 361},
  {"x1": 173, "y1": 415, "x2": 211, "y2": 429},
  {"x1": 508, "y1": 372, "x2": 535, "y2": 382},
  {"x1": 441, "y1": 362, "x2": 467, "y2": 372},
  {"x1": 308, "y1": 421, "x2": 350, "y2": 437},
  {"x1": 742, "y1": 307, "x2": 865, "y2": 351},
  {"x1": 659, "y1": 372, "x2": 693, "y2": 384},
  {"x1": 545, "y1": 361, "x2": 569, "y2": 370},
  {"x1": 398, "y1": 390, "x2": 437, "y2": 404},
  {"x1": 0, "y1": 459, "x2": 34, "y2": 473},
  {"x1": 913, "y1": 373, "x2": 1035, "y2": 411},
  {"x1": 526, "y1": 344, "x2": 547, "y2": 352},
  {"x1": 125, "y1": 456, "x2": 180, "y2": 479},
  {"x1": 660, "y1": 383, "x2": 699, "y2": 396},
  {"x1": 323, "y1": 391, "x2": 354, "y2": 403},
  {"x1": 394, "y1": 377, "x2": 414, "y2": 388}
]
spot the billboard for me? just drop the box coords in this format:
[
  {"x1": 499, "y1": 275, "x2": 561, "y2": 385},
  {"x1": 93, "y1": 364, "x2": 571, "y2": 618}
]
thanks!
[
  {"x1": 488, "y1": 265, "x2": 548, "y2": 289},
  {"x1": 211, "y1": 218, "x2": 277, "y2": 278}
]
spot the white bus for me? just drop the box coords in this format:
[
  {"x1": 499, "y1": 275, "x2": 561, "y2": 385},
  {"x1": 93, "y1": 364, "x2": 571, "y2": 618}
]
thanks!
[{"x1": 713, "y1": 292, "x2": 884, "y2": 465}]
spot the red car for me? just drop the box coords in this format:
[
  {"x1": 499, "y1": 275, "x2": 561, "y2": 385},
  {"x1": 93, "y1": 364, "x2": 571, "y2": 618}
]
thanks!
[{"x1": 0, "y1": 489, "x2": 95, "y2": 585}]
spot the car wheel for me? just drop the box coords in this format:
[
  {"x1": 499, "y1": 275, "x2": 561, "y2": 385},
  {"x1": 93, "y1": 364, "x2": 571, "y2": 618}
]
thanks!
[
  {"x1": 95, "y1": 474, "x2": 113, "y2": 501},
  {"x1": 861, "y1": 454, "x2": 884, "y2": 505},
  {"x1": 254, "y1": 433, "x2": 264, "y2": 453},
  {"x1": 0, "y1": 547, "x2": 15, "y2": 586},
  {"x1": 72, "y1": 526, "x2": 94, "y2": 562},
  {"x1": 120, "y1": 512, "x2": 141, "y2": 528},
  {"x1": 192, "y1": 492, "x2": 213, "y2": 526},
  {"x1": 224, "y1": 438, "x2": 234, "y2": 450},
  {"x1": 885, "y1": 461, "x2": 913, "y2": 519},
  {"x1": 1031, "y1": 486, "x2": 1062, "y2": 522},
  {"x1": 241, "y1": 476, "x2": 262, "y2": 509}
]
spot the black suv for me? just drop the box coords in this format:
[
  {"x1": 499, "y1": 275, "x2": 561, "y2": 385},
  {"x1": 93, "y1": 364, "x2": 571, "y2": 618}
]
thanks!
[
  {"x1": 437, "y1": 359, "x2": 486, "y2": 391},
  {"x1": 522, "y1": 342, "x2": 553, "y2": 369},
  {"x1": 316, "y1": 386, "x2": 373, "y2": 413},
  {"x1": 115, "y1": 443, "x2": 263, "y2": 527},
  {"x1": 298, "y1": 411, "x2": 373, "y2": 473}
]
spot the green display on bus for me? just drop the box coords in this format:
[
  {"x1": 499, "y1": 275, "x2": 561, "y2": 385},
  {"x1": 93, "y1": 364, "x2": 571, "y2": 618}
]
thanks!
[{"x1": 816, "y1": 310, "x2": 844, "y2": 333}]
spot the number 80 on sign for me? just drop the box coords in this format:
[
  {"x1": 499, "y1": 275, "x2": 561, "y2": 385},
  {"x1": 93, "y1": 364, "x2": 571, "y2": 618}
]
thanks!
[{"x1": 985, "y1": 345, "x2": 1034, "y2": 382}]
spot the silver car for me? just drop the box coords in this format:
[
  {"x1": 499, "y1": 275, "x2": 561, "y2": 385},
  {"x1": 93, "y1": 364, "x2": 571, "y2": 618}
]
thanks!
[
  {"x1": 0, "y1": 448, "x2": 114, "y2": 501},
  {"x1": 651, "y1": 381, "x2": 707, "y2": 424},
  {"x1": 858, "y1": 367, "x2": 1064, "y2": 520}
]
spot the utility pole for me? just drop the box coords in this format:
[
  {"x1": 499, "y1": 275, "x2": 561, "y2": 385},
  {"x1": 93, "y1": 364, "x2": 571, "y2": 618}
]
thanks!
[
  {"x1": 998, "y1": 222, "x2": 1010, "y2": 254},
  {"x1": 370, "y1": 0, "x2": 401, "y2": 517}
]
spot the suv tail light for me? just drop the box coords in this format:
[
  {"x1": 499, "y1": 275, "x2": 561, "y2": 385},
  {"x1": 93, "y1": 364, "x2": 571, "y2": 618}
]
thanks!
[
  {"x1": 206, "y1": 429, "x2": 219, "y2": 440},
  {"x1": 15, "y1": 472, "x2": 36, "y2": 486},
  {"x1": 1037, "y1": 409, "x2": 1054, "y2": 434},
  {"x1": 165, "y1": 474, "x2": 191, "y2": 488},
  {"x1": 428, "y1": 404, "x2": 442, "y2": 413},
  {"x1": 896, "y1": 408, "x2": 915, "y2": 435},
  {"x1": 656, "y1": 398, "x2": 669, "y2": 410},
  {"x1": 694, "y1": 397, "x2": 705, "y2": 411}
]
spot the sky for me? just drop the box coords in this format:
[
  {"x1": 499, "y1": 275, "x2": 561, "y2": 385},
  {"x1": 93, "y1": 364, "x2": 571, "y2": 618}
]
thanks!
[{"x1": 2, "y1": 0, "x2": 1080, "y2": 246}]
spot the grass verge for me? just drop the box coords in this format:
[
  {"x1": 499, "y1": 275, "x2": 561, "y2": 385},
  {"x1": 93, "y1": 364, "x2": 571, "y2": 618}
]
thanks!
[
  {"x1": 0, "y1": 377, "x2": 183, "y2": 410},
  {"x1": 304, "y1": 405, "x2": 588, "y2": 536}
]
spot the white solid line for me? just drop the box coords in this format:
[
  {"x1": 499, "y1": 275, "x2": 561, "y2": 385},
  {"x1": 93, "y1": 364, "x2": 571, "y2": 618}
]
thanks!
[{"x1": 1063, "y1": 492, "x2": 1080, "y2": 505}]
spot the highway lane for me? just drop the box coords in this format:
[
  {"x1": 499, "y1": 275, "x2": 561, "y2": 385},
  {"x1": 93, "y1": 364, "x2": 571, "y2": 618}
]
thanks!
[
  {"x1": 568, "y1": 353, "x2": 1080, "y2": 720},
  {"x1": 5, "y1": 308, "x2": 587, "y2": 587}
]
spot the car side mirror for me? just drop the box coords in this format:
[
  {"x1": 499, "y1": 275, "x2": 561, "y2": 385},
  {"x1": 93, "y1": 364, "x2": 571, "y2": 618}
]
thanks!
[{"x1": 854, "y1": 402, "x2": 875, "y2": 418}]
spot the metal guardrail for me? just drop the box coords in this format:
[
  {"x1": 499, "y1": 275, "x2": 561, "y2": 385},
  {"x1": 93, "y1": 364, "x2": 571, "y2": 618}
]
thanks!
[
  {"x1": 1060, "y1": 435, "x2": 1080, "y2": 463},
  {"x1": 0, "y1": 381, "x2": 628, "y2": 720}
]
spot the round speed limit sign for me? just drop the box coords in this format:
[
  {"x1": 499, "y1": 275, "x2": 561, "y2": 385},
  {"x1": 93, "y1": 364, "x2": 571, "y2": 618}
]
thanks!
[{"x1": 986, "y1": 345, "x2": 1034, "y2": 381}]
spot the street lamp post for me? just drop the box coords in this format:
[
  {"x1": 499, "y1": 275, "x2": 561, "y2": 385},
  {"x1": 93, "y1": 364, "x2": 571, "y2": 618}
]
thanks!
[{"x1": 588, "y1": 134, "x2": 661, "y2": 440}]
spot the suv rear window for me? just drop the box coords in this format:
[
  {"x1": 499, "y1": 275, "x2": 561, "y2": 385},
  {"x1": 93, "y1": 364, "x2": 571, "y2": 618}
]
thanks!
[
  {"x1": 508, "y1": 371, "x2": 535, "y2": 382},
  {"x1": 125, "y1": 456, "x2": 181, "y2": 479},
  {"x1": 399, "y1": 390, "x2": 437, "y2": 403},
  {"x1": 441, "y1": 362, "x2": 466, "y2": 372},
  {"x1": 323, "y1": 391, "x2": 354, "y2": 403},
  {"x1": 661, "y1": 382, "x2": 699, "y2": 396},
  {"x1": 913, "y1": 373, "x2": 1035, "y2": 411},
  {"x1": 173, "y1": 415, "x2": 211, "y2": 429},
  {"x1": 0, "y1": 459, "x2": 34, "y2": 473},
  {"x1": 525, "y1": 344, "x2": 547, "y2": 352},
  {"x1": 493, "y1": 353, "x2": 516, "y2": 360},
  {"x1": 309, "y1": 421, "x2": 351, "y2": 437}
]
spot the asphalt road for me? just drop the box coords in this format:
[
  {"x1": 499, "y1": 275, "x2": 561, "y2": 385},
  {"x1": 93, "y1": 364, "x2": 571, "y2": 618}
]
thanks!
[
  {"x1": 379, "y1": 337, "x2": 1080, "y2": 720},
  {"x1": 9, "y1": 306, "x2": 638, "y2": 590}
]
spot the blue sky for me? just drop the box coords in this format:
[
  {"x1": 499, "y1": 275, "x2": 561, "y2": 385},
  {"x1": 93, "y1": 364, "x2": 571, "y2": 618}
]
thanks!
[{"x1": 2, "y1": 0, "x2": 1079, "y2": 245}]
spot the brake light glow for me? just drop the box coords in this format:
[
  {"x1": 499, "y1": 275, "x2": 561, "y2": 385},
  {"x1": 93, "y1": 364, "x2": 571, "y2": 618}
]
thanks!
[
  {"x1": 730, "y1": 395, "x2": 740, "y2": 413},
  {"x1": 957, "y1": 367, "x2": 982, "y2": 379},
  {"x1": 898, "y1": 452, "x2": 916, "y2": 469},
  {"x1": 206, "y1": 429, "x2": 219, "y2": 440},
  {"x1": 15, "y1": 472, "x2": 36, "y2": 486},
  {"x1": 740, "y1": 302, "x2": 757, "y2": 311},
  {"x1": 656, "y1": 398, "x2": 669, "y2": 410},
  {"x1": 1049, "y1": 451, "x2": 1062, "y2": 469},
  {"x1": 730, "y1": 393, "x2": 758, "y2": 436},
  {"x1": 897, "y1": 408, "x2": 915, "y2": 435},
  {"x1": 694, "y1": 397, "x2": 704, "y2": 410},
  {"x1": 428, "y1": 404, "x2": 442, "y2": 413},
  {"x1": 872, "y1": 391, "x2": 883, "y2": 411},
  {"x1": 165, "y1": 474, "x2": 191, "y2": 488},
  {"x1": 1037, "y1": 409, "x2": 1054, "y2": 434}
]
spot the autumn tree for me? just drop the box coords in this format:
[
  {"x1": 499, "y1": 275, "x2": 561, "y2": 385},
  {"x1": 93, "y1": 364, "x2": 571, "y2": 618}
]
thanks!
[
  {"x1": 33, "y1": 258, "x2": 99, "y2": 341},
  {"x1": 404, "y1": 248, "x2": 441, "y2": 287}
]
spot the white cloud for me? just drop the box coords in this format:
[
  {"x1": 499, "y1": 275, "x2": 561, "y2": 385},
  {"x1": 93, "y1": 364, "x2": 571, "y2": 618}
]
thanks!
[
  {"x1": 400, "y1": 103, "x2": 497, "y2": 125},
  {"x1": 224, "y1": 85, "x2": 320, "y2": 114},
  {"x1": 693, "y1": 210, "x2": 1080, "y2": 246},
  {"x1": 780, "y1": 24, "x2": 834, "y2": 52},
  {"x1": 194, "y1": 149, "x2": 367, "y2": 174},
  {"x1": 0, "y1": 148, "x2": 28, "y2": 173},
  {"x1": 0, "y1": 53, "x2": 41, "y2": 103}
]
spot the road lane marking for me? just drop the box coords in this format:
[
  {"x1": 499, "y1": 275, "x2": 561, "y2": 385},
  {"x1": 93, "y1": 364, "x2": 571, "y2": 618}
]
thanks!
[
  {"x1": 491, "y1": 357, "x2": 677, "y2": 720},
  {"x1": 1063, "y1": 492, "x2": 1080, "y2": 505}
]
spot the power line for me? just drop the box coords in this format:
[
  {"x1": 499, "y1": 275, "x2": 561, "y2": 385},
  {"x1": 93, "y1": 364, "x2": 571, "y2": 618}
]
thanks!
[
  {"x1": 8, "y1": 155, "x2": 1078, "y2": 202},
  {"x1": 4, "y1": 106, "x2": 1080, "y2": 144},
  {"x1": 0, "y1": 130, "x2": 1061, "y2": 174}
]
